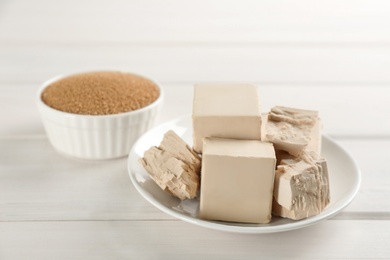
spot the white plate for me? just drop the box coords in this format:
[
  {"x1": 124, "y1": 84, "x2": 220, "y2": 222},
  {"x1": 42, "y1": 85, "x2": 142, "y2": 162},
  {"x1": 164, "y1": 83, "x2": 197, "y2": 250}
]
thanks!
[{"x1": 128, "y1": 116, "x2": 361, "y2": 234}]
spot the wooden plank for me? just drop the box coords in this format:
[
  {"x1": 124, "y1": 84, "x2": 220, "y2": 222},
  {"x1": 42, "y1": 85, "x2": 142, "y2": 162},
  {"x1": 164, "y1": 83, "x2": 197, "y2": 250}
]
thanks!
[
  {"x1": 2, "y1": 0, "x2": 390, "y2": 43},
  {"x1": 0, "y1": 136, "x2": 389, "y2": 221},
  {"x1": 0, "y1": 220, "x2": 389, "y2": 259},
  {"x1": 160, "y1": 84, "x2": 390, "y2": 137},
  {"x1": 0, "y1": 137, "x2": 169, "y2": 221},
  {"x1": 1, "y1": 83, "x2": 388, "y2": 136},
  {"x1": 2, "y1": 44, "x2": 390, "y2": 84}
]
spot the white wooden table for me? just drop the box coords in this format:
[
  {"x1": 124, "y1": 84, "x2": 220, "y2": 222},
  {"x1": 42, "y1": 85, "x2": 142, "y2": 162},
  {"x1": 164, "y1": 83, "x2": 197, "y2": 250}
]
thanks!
[{"x1": 1, "y1": 1, "x2": 390, "y2": 259}]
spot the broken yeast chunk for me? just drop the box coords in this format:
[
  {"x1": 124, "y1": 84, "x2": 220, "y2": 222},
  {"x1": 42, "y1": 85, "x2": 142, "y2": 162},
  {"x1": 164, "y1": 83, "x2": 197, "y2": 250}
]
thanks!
[
  {"x1": 263, "y1": 106, "x2": 321, "y2": 156},
  {"x1": 272, "y1": 150, "x2": 330, "y2": 220},
  {"x1": 199, "y1": 138, "x2": 276, "y2": 224},
  {"x1": 192, "y1": 84, "x2": 262, "y2": 153},
  {"x1": 140, "y1": 130, "x2": 201, "y2": 200}
]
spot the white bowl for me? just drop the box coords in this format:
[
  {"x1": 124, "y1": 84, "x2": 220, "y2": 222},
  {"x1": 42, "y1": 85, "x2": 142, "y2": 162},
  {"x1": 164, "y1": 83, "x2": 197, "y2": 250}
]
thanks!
[{"x1": 37, "y1": 72, "x2": 163, "y2": 160}]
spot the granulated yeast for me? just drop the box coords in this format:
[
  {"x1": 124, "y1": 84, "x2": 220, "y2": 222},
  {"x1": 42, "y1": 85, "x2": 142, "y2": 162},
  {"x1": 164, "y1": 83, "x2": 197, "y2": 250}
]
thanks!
[{"x1": 41, "y1": 71, "x2": 160, "y2": 115}]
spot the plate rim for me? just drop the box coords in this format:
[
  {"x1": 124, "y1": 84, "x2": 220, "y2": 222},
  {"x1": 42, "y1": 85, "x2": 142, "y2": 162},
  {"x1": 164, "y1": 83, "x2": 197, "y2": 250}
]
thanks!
[{"x1": 128, "y1": 115, "x2": 362, "y2": 234}]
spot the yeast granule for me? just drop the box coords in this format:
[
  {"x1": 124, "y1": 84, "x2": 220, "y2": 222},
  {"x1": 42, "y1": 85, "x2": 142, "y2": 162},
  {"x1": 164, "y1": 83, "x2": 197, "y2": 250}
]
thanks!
[{"x1": 41, "y1": 71, "x2": 160, "y2": 115}]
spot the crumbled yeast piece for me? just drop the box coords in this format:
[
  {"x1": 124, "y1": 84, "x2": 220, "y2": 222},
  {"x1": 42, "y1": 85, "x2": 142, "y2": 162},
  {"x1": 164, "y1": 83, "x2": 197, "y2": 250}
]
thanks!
[
  {"x1": 140, "y1": 130, "x2": 201, "y2": 200},
  {"x1": 272, "y1": 150, "x2": 330, "y2": 220},
  {"x1": 263, "y1": 106, "x2": 321, "y2": 156}
]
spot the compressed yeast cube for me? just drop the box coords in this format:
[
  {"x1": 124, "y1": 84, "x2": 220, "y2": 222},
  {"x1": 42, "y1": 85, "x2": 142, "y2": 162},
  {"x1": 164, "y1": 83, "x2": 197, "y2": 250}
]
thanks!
[
  {"x1": 192, "y1": 84, "x2": 262, "y2": 153},
  {"x1": 199, "y1": 138, "x2": 276, "y2": 224}
]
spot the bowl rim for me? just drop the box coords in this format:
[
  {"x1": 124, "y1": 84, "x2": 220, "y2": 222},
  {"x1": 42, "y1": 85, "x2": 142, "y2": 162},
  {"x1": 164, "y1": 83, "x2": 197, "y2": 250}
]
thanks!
[{"x1": 36, "y1": 71, "x2": 164, "y2": 119}]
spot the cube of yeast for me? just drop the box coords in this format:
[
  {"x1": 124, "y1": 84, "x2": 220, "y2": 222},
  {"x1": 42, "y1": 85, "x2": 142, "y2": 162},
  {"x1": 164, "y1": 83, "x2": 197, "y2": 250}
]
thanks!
[
  {"x1": 192, "y1": 84, "x2": 262, "y2": 153},
  {"x1": 199, "y1": 138, "x2": 276, "y2": 224}
]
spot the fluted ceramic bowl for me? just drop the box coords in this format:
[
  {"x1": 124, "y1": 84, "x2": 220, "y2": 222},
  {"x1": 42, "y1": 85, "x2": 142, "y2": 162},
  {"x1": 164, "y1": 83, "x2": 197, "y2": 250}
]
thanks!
[{"x1": 36, "y1": 72, "x2": 163, "y2": 160}]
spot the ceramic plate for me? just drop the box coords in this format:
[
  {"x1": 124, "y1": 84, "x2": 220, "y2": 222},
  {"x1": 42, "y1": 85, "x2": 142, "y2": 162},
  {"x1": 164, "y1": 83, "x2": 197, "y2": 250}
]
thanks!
[{"x1": 128, "y1": 116, "x2": 361, "y2": 234}]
